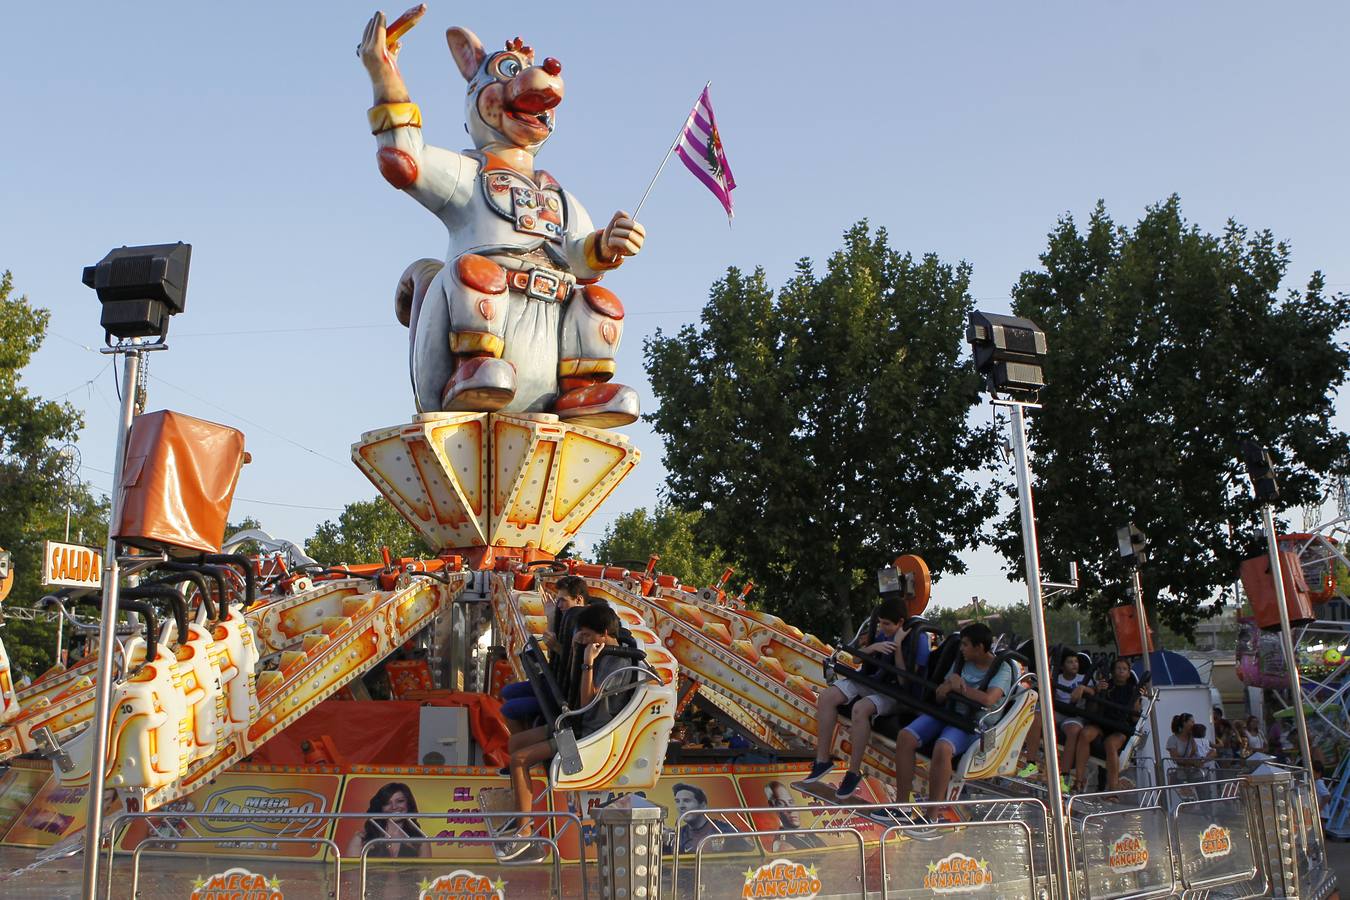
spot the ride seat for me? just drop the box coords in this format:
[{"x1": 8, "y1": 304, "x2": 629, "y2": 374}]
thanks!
[
  {"x1": 59, "y1": 634, "x2": 186, "y2": 791},
  {"x1": 212, "y1": 610, "x2": 259, "y2": 737},
  {"x1": 0, "y1": 638, "x2": 18, "y2": 724},
  {"x1": 172, "y1": 621, "x2": 225, "y2": 766},
  {"x1": 952, "y1": 679, "x2": 1038, "y2": 791}
]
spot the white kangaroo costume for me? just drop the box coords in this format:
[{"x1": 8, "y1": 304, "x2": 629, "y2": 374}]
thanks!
[{"x1": 360, "y1": 14, "x2": 644, "y2": 427}]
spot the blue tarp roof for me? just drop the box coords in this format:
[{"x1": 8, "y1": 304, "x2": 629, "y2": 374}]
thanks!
[{"x1": 1133, "y1": 650, "x2": 1202, "y2": 685}]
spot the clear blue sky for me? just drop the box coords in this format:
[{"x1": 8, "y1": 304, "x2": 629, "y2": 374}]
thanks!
[{"x1": 3, "y1": 2, "x2": 1348, "y2": 609}]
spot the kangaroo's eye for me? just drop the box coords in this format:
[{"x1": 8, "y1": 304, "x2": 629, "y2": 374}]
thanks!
[{"x1": 496, "y1": 56, "x2": 521, "y2": 78}]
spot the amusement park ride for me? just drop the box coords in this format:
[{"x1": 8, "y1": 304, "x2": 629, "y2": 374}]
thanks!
[{"x1": 0, "y1": 7, "x2": 1340, "y2": 900}]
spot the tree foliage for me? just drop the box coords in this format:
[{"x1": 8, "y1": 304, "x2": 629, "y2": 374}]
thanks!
[
  {"x1": 590, "y1": 504, "x2": 728, "y2": 588},
  {"x1": 998, "y1": 197, "x2": 1350, "y2": 636},
  {"x1": 304, "y1": 497, "x2": 424, "y2": 565},
  {"x1": 0, "y1": 271, "x2": 110, "y2": 678},
  {"x1": 645, "y1": 223, "x2": 998, "y2": 637}
]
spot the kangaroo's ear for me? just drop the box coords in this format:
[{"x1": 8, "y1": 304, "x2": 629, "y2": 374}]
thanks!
[{"x1": 446, "y1": 26, "x2": 486, "y2": 81}]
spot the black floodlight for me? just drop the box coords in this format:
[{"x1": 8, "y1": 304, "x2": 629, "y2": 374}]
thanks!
[
  {"x1": 1241, "y1": 439, "x2": 1280, "y2": 503},
  {"x1": 1117, "y1": 523, "x2": 1148, "y2": 566},
  {"x1": 967, "y1": 312, "x2": 1048, "y2": 397},
  {"x1": 82, "y1": 243, "x2": 192, "y2": 341}
]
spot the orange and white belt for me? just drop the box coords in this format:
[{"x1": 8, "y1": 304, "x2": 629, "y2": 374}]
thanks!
[{"x1": 508, "y1": 267, "x2": 573, "y2": 302}]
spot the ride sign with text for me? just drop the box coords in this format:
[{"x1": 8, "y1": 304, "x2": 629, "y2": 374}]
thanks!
[{"x1": 42, "y1": 541, "x2": 102, "y2": 589}]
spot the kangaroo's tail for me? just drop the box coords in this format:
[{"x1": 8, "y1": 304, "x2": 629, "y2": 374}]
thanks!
[{"x1": 394, "y1": 258, "x2": 444, "y2": 329}]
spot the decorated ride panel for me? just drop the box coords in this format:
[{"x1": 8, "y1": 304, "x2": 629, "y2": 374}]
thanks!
[
  {"x1": 354, "y1": 412, "x2": 638, "y2": 556},
  {"x1": 0, "y1": 582, "x2": 372, "y2": 767},
  {"x1": 37, "y1": 571, "x2": 467, "y2": 816}
]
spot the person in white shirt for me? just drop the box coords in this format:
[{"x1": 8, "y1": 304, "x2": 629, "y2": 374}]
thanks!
[
  {"x1": 1242, "y1": 716, "x2": 1266, "y2": 756},
  {"x1": 1314, "y1": 760, "x2": 1332, "y2": 818},
  {"x1": 1191, "y1": 723, "x2": 1217, "y2": 799}
]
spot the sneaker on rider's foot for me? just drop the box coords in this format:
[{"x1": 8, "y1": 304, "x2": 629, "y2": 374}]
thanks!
[
  {"x1": 499, "y1": 838, "x2": 536, "y2": 861},
  {"x1": 1060, "y1": 776, "x2": 1072, "y2": 794},
  {"x1": 1016, "y1": 761, "x2": 1039, "y2": 778},
  {"x1": 802, "y1": 760, "x2": 834, "y2": 784},
  {"x1": 835, "y1": 771, "x2": 863, "y2": 799}
]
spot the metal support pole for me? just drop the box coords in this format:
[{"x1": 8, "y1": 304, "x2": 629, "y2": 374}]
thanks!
[
  {"x1": 79, "y1": 346, "x2": 141, "y2": 900},
  {"x1": 1006, "y1": 400, "x2": 1074, "y2": 899},
  {"x1": 55, "y1": 599, "x2": 64, "y2": 665},
  {"x1": 1129, "y1": 566, "x2": 1167, "y2": 787},
  {"x1": 1261, "y1": 503, "x2": 1327, "y2": 849}
]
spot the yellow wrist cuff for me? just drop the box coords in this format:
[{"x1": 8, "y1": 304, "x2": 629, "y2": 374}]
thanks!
[
  {"x1": 368, "y1": 102, "x2": 422, "y2": 135},
  {"x1": 584, "y1": 231, "x2": 623, "y2": 272}
]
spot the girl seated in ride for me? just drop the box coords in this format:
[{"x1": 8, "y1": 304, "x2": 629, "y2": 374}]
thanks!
[
  {"x1": 501, "y1": 603, "x2": 634, "y2": 859},
  {"x1": 1018, "y1": 650, "x2": 1095, "y2": 791},
  {"x1": 1076, "y1": 657, "x2": 1141, "y2": 792},
  {"x1": 801, "y1": 596, "x2": 928, "y2": 800},
  {"x1": 499, "y1": 575, "x2": 590, "y2": 733}
]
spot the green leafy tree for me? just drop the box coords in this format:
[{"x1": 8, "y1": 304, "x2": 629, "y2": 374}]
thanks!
[
  {"x1": 645, "y1": 223, "x2": 998, "y2": 637},
  {"x1": 590, "y1": 504, "x2": 727, "y2": 588},
  {"x1": 0, "y1": 271, "x2": 110, "y2": 677},
  {"x1": 305, "y1": 498, "x2": 424, "y2": 565},
  {"x1": 998, "y1": 197, "x2": 1350, "y2": 636}
]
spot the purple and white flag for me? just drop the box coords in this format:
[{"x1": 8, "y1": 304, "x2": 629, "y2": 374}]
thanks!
[{"x1": 675, "y1": 85, "x2": 736, "y2": 221}]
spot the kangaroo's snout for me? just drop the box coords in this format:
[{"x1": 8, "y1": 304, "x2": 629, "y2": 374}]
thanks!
[{"x1": 505, "y1": 62, "x2": 564, "y2": 114}]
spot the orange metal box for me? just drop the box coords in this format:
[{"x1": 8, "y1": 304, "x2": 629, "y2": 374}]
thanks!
[
  {"x1": 114, "y1": 409, "x2": 246, "y2": 556},
  {"x1": 1110, "y1": 603, "x2": 1156, "y2": 658},
  {"x1": 1240, "y1": 550, "x2": 1315, "y2": 630}
]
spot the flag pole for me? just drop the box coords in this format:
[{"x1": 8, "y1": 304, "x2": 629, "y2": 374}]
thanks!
[{"x1": 633, "y1": 81, "x2": 710, "y2": 220}]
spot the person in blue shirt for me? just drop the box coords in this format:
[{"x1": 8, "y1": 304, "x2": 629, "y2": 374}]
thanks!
[
  {"x1": 801, "y1": 597, "x2": 931, "y2": 800},
  {"x1": 895, "y1": 622, "x2": 1011, "y2": 805}
]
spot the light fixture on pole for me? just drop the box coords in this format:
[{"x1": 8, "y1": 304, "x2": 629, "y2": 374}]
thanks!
[
  {"x1": 1116, "y1": 521, "x2": 1166, "y2": 787},
  {"x1": 875, "y1": 564, "x2": 913, "y2": 606},
  {"x1": 1241, "y1": 439, "x2": 1324, "y2": 844},
  {"x1": 78, "y1": 242, "x2": 190, "y2": 900},
  {"x1": 967, "y1": 311, "x2": 1073, "y2": 897}
]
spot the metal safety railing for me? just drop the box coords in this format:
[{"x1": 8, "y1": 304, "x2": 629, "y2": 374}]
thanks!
[
  {"x1": 357, "y1": 834, "x2": 564, "y2": 898},
  {"x1": 130, "y1": 835, "x2": 345, "y2": 898},
  {"x1": 1066, "y1": 777, "x2": 1268, "y2": 900},
  {"x1": 57, "y1": 768, "x2": 1330, "y2": 899},
  {"x1": 670, "y1": 795, "x2": 1049, "y2": 899},
  {"x1": 101, "y1": 807, "x2": 587, "y2": 900}
]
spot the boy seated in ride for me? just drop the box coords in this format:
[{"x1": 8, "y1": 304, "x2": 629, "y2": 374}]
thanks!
[
  {"x1": 501, "y1": 604, "x2": 633, "y2": 858},
  {"x1": 895, "y1": 622, "x2": 1011, "y2": 806},
  {"x1": 500, "y1": 575, "x2": 590, "y2": 732},
  {"x1": 801, "y1": 597, "x2": 929, "y2": 799},
  {"x1": 1017, "y1": 650, "x2": 1094, "y2": 791}
]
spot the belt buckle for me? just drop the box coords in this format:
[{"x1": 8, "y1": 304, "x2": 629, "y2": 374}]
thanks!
[{"x1": 527, "y1": 269, "x2": 562, "y2": 301}]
